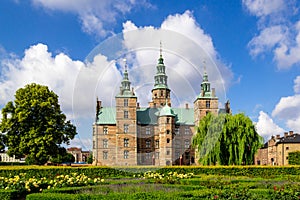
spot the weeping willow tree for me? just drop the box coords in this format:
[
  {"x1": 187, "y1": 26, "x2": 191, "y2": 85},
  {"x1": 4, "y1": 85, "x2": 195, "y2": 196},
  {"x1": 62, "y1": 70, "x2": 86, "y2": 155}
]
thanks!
[{"x1": 192, "y1": 113, "x2": 263, "y2": 165}]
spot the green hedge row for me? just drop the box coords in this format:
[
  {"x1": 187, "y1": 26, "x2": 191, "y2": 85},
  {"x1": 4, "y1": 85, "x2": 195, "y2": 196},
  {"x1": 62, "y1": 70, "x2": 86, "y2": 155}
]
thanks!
[
  {"x1": 26, "y1": 189, "x2": 272, "y2": 200},
  {"x1": 0, "y1": 165, "x2": 300, "y2": 179},
  {"x1": 0, "y1": 189, "x2": 22, "y2": 200}
]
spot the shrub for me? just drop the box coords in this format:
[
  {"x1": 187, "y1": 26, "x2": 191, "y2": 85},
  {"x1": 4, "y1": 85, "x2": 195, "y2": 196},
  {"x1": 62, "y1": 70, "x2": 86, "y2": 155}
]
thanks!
[{"x1": 288, "y1": 151, "x2": 300, "y2": 165}]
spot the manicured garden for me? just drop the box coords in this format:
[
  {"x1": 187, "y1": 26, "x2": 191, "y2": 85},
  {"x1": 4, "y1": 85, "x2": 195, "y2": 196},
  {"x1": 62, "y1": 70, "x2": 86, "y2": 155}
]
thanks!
[{"x1": 0, "y1": 166, "x2": 299, "y2": 199}]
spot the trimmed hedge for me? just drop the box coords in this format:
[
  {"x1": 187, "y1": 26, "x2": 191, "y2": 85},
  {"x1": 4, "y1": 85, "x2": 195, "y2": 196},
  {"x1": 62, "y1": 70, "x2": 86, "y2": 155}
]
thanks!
[
  {"x1": 0, "y1": 189, "x2": 21, "y2": 200},
  {"x1": 1, "y1": 165, "x2": 300, "y2": 179}
]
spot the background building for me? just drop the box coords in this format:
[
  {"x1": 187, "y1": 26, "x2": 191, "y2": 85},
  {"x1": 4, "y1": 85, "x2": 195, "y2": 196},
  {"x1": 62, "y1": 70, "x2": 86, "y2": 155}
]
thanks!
[
  {"x1": 255, "y1": 131, "x2": 300, "y2": 165},
  {"x1": 67, "y1": 147, "x2": 91, "y2": 163},
  {"x1": 92, "y1": 49, "x2": 227, "y2": 166}
]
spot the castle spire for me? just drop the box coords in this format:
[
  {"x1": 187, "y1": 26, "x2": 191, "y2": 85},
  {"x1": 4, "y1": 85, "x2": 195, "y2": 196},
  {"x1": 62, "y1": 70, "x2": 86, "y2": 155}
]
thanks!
[
  {"x1": 154, "y1": 42, "x2": 168, "y2": 89},
  {"x1": 117, "y1": 58, "x2": 135, "y2": 97},
  {"x1": 200, "y1": 61, "x2": 213, "y2": 97}
]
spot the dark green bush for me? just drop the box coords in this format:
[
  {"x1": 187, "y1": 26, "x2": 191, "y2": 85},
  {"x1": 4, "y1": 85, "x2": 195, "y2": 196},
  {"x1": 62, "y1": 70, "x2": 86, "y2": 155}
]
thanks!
[
  {"x1": 288, "y1": 151, "x2": 300, "y2": 165},
  {"x1": 0, "y1": 189, "x2": 21, "y2": 200}
]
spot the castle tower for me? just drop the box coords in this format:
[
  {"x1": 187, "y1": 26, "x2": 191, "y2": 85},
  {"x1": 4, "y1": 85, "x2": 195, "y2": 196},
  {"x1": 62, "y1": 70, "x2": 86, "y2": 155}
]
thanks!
[
  {"x1": 194, "y1": 64, "x2": 219, "y2": 127},
  {"x1": 149, "y1": 43, "x2": 171, "y2": 108},
  {"x1": 158, "y1": 104, "x2": 175, "y2": 166},
  {"x1": 115, "y1": 60, "x2": 138, "y2": 165}
]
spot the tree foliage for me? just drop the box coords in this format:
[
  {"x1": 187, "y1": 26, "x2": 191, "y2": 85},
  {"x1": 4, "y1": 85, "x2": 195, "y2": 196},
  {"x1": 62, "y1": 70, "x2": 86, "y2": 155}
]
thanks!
[
  {"x1": 192, "y1": 113, "x2": 263, "y2": 165},
  {"x1": 50, "y1": 147, "x2": 75, "y2": 164},
  {"x1": 288, "y1": 151, "x2": 300, "y2": 165},
  {"x1": 87, "y1": 153, "x2": 93, "y2": 164},
  {"x1": 0, "y1": 83, "x2": 77, "y2": 165}
]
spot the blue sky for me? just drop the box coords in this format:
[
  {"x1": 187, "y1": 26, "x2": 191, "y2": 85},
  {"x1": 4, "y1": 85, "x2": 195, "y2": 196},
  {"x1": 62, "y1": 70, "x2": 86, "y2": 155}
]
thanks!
[{"x1": 0, "y1": 0, "x2": 300, "y2": 150}]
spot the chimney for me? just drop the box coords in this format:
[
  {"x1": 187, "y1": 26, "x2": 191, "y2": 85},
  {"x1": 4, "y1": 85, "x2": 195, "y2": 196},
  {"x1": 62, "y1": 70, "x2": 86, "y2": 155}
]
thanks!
[
  {"x1": 212, "y1": 88, "x2": 216, "y2": 97},
  {"x1": 284, "y1": 132, "x2": 288, "y2": 137},
  {"x1": 276, "y1": 134, "x2": 280, "y2": 139},
  {"x1": 185, "y1": 103, "x2": 189, "y2": 109},
  {"x1": 137, "y1": 102, "x2": 140, "y2": 109},
  {"x1": 289, "y1": 131, "x2": 294, "y2": 136}
]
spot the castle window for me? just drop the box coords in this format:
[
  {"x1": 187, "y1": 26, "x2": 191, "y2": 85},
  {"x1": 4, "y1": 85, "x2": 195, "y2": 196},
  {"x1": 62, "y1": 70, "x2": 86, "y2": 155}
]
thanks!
[
  {"x1": 103, "y1": 127, "x2": 108, "y2": 135},
  {"x1": 124, "y1": 138, "x2": 129, "y2": 147},
  {"x1": 167, "y1": 130, "x2": 170, "y2": 134},
  {"x1": 184, "y1": 140, "x2": 190, "y2": 148},
  {"x1": 206, "y1": 100, "x2": 210, "y2": 109},
  {"x1": 124, "y1": 124, "x2": 129, "y2": 133},
  {"x1": 185, "y1": 127, "x2": 190, "y2": 135},
  {"x1": 93, "y1": 127, "x2": 95, "y2": 136},
  {"x1": 166, "y1": 150, "x2": 170, "y2": 155},
  {"x1": 286, "y1": 147, "x2": 289, "y2": 150},
  {"x1": 167, "y1": 138, "x2": 170, "y2": 143},
  {"x1": 124, "y1": 99, "x2": 128, "y2": 107},
  {"x1": 155, "y1": 140, "x2": 159, "y2": 148},
  {"x1": 103, "y1": 151, "x2": 108, "y2": 160},
  {"x1": 161, "y1": 90, "x2": 163, "y2": 97},
  {"x1": 146, "y1": 140, "x2": 151, "y2": 148},
  {"x1": 286, "y1": 156, "x2": 289, "y2": 160},
  {"x1": 167, "y1": 118, "x2": 170, "y2": 123},
  {"x1": 146, "y1": 127, "x2": 150, "y2": 135},
  {"x1": 124, "y1": 150, "x2": 129, "y2": 159},
  {"x1": 175, "y1": 151, "x2": 180, "y2": 159},
  {"x1": 175, "y1": 128, "x2": 179, "y2": 135},
  {"x1": 155, "y1": 152, "x2": 160, "y2": 159},
  {"x1": 124, "y1": 111, "x2": 128, "y2": 119},
  {"x1": 93, "y1": 141, "x2": 95, "y2": 149},
  {"x1": 175, "y1": 140, "x2": 180, "y2": 148},
  {"x1": 103, "y1": 140, "x2": 108, "y2": 148},
  {"x1": 146, "y1": 152, "x2": 151, "y2": 160}
]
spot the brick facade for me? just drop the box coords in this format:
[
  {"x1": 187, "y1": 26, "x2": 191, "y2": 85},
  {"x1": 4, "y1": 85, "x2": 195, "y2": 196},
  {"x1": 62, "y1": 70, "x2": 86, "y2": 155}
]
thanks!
[{"x1": 255, "y1": 131, "x2": 300, "y2": 166}]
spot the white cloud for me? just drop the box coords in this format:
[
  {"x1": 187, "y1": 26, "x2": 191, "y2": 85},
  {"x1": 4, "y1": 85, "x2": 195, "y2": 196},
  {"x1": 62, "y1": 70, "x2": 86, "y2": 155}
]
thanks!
[
  {"x1": 243, "y1": 0, "x2": 285, "y2": 17},
  {"x1": 293, "y1": 76, "x2": 300, "y2": 93},
  {"x1": 272, "y1": 94, "x2": 300, "y2": 131},
  {"x1": 256, "y1": 111, "x2": 284, "y2": 139},
  {"x1": 243, "y1": 0, "x2": 300, "y2": 69},
  {"x1": 31, "y1": 0, "x2": 152, "y2": 37},
  {"x1": 248, "y1": 25, "x2": 287, "y2": 56},
  {"x1": 0, "y1": 43, "x2": 121, "y2": 120},
  {"x1": 269, "y1": 76, "x2": 300, "y2": 132}
]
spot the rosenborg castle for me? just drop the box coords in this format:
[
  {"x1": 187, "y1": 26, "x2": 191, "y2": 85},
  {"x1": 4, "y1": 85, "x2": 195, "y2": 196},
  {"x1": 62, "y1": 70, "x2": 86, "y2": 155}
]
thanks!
[{"x1": 92, "y1": 49, "x2": 230, "y2": 166}]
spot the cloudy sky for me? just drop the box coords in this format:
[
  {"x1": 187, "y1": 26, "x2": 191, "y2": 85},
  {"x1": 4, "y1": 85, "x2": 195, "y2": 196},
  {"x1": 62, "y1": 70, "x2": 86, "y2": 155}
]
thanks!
[{"x1": 0, "y1": 0, "x2": 300, "y2": 150}]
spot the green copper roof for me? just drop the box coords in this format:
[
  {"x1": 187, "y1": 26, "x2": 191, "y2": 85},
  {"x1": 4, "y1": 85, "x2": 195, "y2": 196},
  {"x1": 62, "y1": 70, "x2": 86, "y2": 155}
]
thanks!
[
  {"x1": 96, "y1": 106, "x2": 195, "y2": 125},
  {"x1": 136, "y1": 107, "x2": 159, "y2": 125},
  {"x1": 172, "y1": 108, "x2": 194, "y2": 125},
  {"x1": 96, "y1": 107, "x2": 116, "y2": 124},
  {"x1": 160, "y1": 104, "x2": 175, "y2": 116}
]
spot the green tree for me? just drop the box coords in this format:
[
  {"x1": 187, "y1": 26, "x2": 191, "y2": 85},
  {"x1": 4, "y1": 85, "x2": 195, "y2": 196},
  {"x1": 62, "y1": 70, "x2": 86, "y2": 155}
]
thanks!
[
  {"x1": 192, "y1": 113, "x2": 263, "y2": 165},
  {"x1": 87, "y1": 153, "x2": 93, "y2": 164},
  {"x1": 0, "y1": 83, "x2": 77, "y2": 165},
  {"x1": 50, "y1": 147, "x2": 75, "y2": 164}
]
